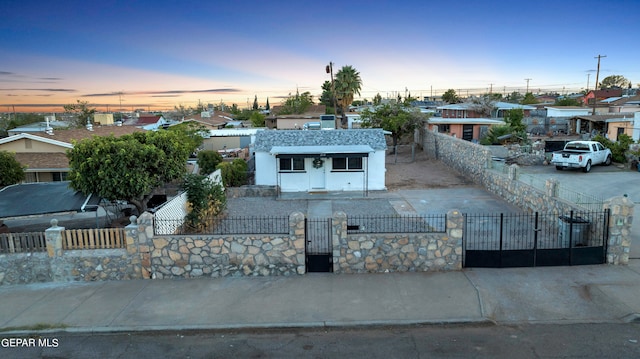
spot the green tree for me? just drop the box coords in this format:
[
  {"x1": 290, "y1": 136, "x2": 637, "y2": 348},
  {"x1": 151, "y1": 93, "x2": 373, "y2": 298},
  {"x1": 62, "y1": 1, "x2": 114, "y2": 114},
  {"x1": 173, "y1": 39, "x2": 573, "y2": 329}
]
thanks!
[
  {"x1": 0, "y1": 113, "x2": 45, "y2": 137},
  {"x1": 265, "y1": 98, "x2": 270, "y2": 112},
  {"x1": 521, "y1": 92, "x2": 538, "y2": 105},
  {"x1": 593, "y1": 133, "x2": 633, "y2": 163},
  {"x1": 197, "y1": 150, "x2": 223, "y2": 175},
  {"x1": 249, "y1": 111, "x2": 265, "y2": 127},
  {"x1": 276, "y1": 90, "x2": 314, "y2": 115},
  {"x1": 442, "y1": 89, "x2": 460, "y2": 104},
  {"x1": 319, "y1": 80, "x2": 335, "y2": 113},
  {"x1": 181, "y1": 173, "x2": 226, "y2": 232},
  {"x1": 505, "y1": 92, "x2": 523, "y2": 103},
  {"x1": 0, "y1": 151, "x2": 25, "y2": 187},
  {"x1": 64, "y1": 100, "x2": 97, "y2": 128},
  {"x1": 360, "y1": 102, "x2": 426, "y2": 152},
  {"x1": 480, "y1": 125, "x2": 513, "y2": 145},
  {"x1": 373, "y1": 93, "x2": 382, "y2": 106},
  {"x1": 599, "y1": 75, "x2": 630, "y2": 89},
  {"x1": 471, "y1": 95, "x2": 496, "y2": 117},
  {"x1": 216, "y1": 159, "x2": 248, "y2": 187},
  {"x1": 334, "y1": 65, "x2": 362, "y2": 126},
  {"x1": 67, "y1": 130, "x2": 198, "y2": 214},
  {"x1": 554, "y1": 97, "x2": 582, "y2": 106},
  {"x1": 252, "y1": 95, "x2": 259, "y2": 110}
]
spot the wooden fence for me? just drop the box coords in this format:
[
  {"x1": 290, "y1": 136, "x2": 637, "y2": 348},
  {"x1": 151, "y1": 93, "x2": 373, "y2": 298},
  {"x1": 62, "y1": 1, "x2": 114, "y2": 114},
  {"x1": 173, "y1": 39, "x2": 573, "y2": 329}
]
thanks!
[
  {"x1": 62, "y1": 228, "x2": 126, "y2": 250},
  {"x1": 0, "y1": 232, "x2": 47, "y2": 253}
]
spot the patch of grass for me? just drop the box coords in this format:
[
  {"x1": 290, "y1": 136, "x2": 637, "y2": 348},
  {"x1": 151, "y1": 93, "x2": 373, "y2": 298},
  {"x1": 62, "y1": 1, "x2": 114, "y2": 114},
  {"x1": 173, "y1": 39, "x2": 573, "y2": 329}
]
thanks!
[{"x1": 0, "y1": 323, "x2": 68, "y2": 333}]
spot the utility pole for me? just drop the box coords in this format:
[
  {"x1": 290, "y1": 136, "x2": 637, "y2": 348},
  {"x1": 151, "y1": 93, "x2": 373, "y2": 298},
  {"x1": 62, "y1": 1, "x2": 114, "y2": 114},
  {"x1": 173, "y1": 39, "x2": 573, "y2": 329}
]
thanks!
[
  {"x1": 524, "y1": 78, "x2": 532, "y2": 94},
  {"x1": 593, "y1": 54, "x2": 606, "y2": 115},
  {"x1": 489, "y1": 83, "x2": 493, "y2": 94},
  {"x1": 326, "y1": 62, "x2": 338, "y2": 128},
  {"x1": 586, "y1": 73, "x2": 591, "y2": 91}
]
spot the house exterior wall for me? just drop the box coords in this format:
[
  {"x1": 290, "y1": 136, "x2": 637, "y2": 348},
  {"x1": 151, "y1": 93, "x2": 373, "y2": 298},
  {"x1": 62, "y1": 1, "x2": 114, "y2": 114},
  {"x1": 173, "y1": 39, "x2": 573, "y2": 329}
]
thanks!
[
  {"x1": 0, "y1": 139, "x2": 68, "y2": 153},
  {"x1": 427, "y1": 123, "x2": 483, "y2": 141},
  {"x1": 202, "y1": 137, "x2": 243, "y2": 151},
  {"x1": 275, "y1": 118, "x2": 318, "y2": 129},
  {"x1": 607, "y1": 121, "x2": 635, "y2": 141},
  {"x1": 254, "y1": 151, "x2": 386, "y2": 192},
  {"x1": 94, "y1": 113, "x2": 114, "y2": 125},
  {"x1": 546, "y1": 107, "x2": 591, "y2": 117}
]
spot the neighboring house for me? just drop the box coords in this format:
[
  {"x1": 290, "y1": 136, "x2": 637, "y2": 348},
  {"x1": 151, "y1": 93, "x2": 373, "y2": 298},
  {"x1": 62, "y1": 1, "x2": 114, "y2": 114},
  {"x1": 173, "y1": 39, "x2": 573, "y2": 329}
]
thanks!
[
  {"x1": 569, "y1": 114, "x2": 630, "y2": 136},
  {"x1": 0, "y1": 181, "x2": 100, "y2": 219},
  {"x1": 135, "y1": 114, "x2": 170, "y2": 130},
  {"x1": 605, "y1": 112, "x2": 640, "y2": 141},
  {"x1": 202, "y1": 128, "x2": 264, "y2": 158},
  {"x1": 0, "y1": 125, "x2": 144, "y2": 183},
  {"x1": 7, "y1": 120, "x2": 69, "y2": 136},
  {"x1": 181, "y1": 112, "x2": 229, "y2": 130},
  {"x1": 583, "y1": 89, "x2": 623, "y2": 106},
  {"x1": 426, "y1": 118, "x2": 504, "y2": 142},
  {"x1": 253, "y1": 129, "x2": 387, "y2": 193},
  {"x1": 266, "y1": 105, "x2": 327, "y2": 129},
  {"x1": 437, "y1": 101, "x2": 534, "y2": 119},
  {"x1": 93, "y1": 113, "x2": 114, "y2": 125}
]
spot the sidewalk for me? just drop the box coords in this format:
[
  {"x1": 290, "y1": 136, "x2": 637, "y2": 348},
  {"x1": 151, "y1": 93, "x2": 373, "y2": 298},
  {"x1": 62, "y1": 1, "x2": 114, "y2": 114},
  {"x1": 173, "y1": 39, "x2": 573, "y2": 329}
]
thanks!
[{"x1": 1, "y1": 260, "x2": 639, "y2": 334}]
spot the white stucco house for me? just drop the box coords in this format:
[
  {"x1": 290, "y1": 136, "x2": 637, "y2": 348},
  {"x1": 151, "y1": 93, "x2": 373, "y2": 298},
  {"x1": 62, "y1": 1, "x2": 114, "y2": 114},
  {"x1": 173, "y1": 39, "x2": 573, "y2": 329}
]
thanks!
[{"x1": 253, "y1": 129, "x2": 387, "y2": 194}]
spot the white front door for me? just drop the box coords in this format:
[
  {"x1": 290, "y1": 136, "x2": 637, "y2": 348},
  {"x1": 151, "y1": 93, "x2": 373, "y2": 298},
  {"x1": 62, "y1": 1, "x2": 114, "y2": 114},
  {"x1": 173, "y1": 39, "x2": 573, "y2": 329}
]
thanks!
[{"x1": 309, "y1": 158, "x2": 326, "y2": 190}]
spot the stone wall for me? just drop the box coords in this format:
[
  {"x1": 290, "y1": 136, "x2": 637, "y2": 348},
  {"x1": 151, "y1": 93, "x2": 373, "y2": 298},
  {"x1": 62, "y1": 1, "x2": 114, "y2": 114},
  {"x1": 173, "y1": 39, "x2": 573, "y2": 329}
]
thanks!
[
  {"x1": 332, "y1": 211, "x2": 464, "y2": 273},
  {"x1": 422, "y1": 129, "x2": 634, "y2": 264},
  {"x1": 225, "y1": 185, "x2": 278, "y2": 198},
  {"x1": 0, "y1": 219, "x2": 143, "y2": 285},
  {"x1": 135, "y1": 212, "x2": 306, "y2": 279}
]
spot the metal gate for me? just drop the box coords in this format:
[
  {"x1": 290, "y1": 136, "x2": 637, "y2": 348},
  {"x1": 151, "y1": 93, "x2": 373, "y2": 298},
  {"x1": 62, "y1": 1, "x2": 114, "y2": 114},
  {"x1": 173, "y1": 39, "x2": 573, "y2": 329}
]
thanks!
[
  {"x1": 463, "y1": 210, "x2": 609, "y2": 268},
  {"x1": 305, "y1": 218, "x2": 333, "y2": 272}
]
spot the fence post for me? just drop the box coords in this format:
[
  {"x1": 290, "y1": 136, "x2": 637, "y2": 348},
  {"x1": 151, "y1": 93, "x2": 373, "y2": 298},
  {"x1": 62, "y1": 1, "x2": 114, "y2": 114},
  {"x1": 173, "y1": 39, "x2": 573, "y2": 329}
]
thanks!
[
  {"x1": 446, "y1": 210, "x2": 464, "y2": 270},
  {"x1": 45, "y1": 219, "x2": 64, "y2": 258},
  {"x1": 508, "y1": 164, "x2": 518, "y2": 180},
  {"x1": 135, "y1": 212, "x2": 154, "y2": 279},
  {"x1": 289, "y1": 211, "x2": 306, "y2": 275},
  {"x1": 604, "y1": 195, "x2": 634, "y2": 265},
  {"x1": 545, "y1": 178, "x2": 559, "y2": 198},
  {"x1": 332, "y1": 211, "x2": 347, "y2": 273}
]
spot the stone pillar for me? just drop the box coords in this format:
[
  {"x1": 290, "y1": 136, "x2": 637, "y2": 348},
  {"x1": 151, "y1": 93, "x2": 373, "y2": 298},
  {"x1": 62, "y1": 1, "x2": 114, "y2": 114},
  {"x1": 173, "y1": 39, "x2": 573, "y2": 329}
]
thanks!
[
  {"x1": 508, "y1": 164, "x2": 518, "y2": 180},
  {"x1": 289, "y1": 211, "x2": 306, "y2": 275},
  {"x1": 545, "y1": 178, "x2": 559, "y2": 198},
  {"x1": 332, "y1": 211, "x2": 347, "y2": 273},
  {"x1": 446, "y1": 210, "x2": 464, "y2": 270},
  {"x1": 136, "y1": 212, "x2": 154, "y2": 279},
  {"x1": 604, "y1": 195, "x2": 634, "y2": 265},
  {"x1": 45, "y1": 219, "x2": 64, "y2": 258}
]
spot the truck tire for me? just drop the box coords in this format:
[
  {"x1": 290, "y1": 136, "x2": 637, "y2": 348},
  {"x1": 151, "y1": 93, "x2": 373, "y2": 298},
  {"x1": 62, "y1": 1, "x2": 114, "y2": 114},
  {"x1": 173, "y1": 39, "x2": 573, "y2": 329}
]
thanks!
[
  {"x1": 555, "y1": 166, "x2": 563, "y2": 171},
  {"x1": 583, "y1": 160, "x2": 592, "y2": 173},
  {"x1": 605, "y1": 155, "x2": 612, "y2": 166}
]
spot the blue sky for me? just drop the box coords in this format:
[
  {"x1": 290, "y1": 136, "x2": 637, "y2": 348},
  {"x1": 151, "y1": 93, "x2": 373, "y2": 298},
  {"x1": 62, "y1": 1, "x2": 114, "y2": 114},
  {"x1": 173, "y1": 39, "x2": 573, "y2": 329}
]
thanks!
[{"x1": 1, "y1": 0, "x2": 638, "y2": 112}]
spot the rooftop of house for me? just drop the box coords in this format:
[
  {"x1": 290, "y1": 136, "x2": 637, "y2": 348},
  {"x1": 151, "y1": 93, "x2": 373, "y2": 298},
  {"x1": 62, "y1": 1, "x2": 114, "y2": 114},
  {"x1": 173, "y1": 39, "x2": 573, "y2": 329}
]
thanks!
[
  {"x1": 136, "y1": 115, "x2": 163, "y2": 124},
  {"x1": 437, "y1": 101, "x2": 536, "y2": 111},
  {"x1": 253, "y1": 129, "x2": 387, "y2": 152},
  {"x1": 31, "y1": 125, "x2": 145, "y2": 144},
  {"x1": 15, "y1": 152, "x2": 70, "y2": 170},
  {"x1": 0, "y1": 181, "x2": 100, "y2": 218}
]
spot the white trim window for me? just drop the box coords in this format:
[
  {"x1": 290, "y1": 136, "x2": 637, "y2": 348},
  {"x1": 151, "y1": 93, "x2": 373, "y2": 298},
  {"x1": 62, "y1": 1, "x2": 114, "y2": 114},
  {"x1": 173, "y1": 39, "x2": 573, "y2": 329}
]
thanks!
[
  {"x1": 279, "y1": 157, "x2": 305, "y2": 172},
  {"x1": 332, "y1": 157, "x2": 363, "y2": 171}
]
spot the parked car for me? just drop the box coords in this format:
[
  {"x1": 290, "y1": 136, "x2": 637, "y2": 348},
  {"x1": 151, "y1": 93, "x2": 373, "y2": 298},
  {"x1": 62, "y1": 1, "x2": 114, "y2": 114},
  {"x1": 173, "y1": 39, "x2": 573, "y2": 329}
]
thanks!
[{"x1": 551, "y1": 140, "x2": 612, "y2": 173}]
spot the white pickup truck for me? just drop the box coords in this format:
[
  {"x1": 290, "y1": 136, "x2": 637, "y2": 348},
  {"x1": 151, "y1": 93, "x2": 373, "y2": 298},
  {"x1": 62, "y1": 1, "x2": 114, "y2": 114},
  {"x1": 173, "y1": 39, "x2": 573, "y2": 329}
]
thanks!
[{"x1": 551, "y1": 140, "x2": 612, "y2": 172}]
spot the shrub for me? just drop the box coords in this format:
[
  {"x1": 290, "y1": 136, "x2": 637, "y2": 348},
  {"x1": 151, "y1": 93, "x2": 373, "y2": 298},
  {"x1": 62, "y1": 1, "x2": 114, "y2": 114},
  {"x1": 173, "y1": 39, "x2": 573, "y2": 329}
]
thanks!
[
  {"x1": 181, "y1": 173, "x2": 226, "y2": 231},
  {"x1": 217, "y1": 159, "x2": 248, "y2": 187},
  {"x1": 593, "y1": 133, "x2": 634, "y2": 163},
  {"x1": 197, "y1": 150, "x2": 223, "y2": 175}
]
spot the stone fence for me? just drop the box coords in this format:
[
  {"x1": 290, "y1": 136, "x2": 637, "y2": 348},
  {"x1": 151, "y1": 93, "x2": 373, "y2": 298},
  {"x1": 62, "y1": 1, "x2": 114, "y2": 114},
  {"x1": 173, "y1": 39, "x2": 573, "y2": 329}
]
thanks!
[{"x1": 421, "y1": 129, "x2": 634, "y2": 264}]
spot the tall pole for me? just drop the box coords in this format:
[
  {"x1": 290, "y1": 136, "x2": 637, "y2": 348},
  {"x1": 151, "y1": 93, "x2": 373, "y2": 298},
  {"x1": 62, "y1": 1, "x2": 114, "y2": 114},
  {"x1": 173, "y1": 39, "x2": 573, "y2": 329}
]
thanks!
[
  {"x1": 593, "y1": 54, "x2": 606, "y2": 115},
  {"x1": 524, "y1": 78, "x2": 532, "y2": 94},
  {"x1": 326, "y1": 62, "x2": 338, "y2": 128},
  {"x1": 586, "y1": 73, "x2": 591, "y2": 91}
]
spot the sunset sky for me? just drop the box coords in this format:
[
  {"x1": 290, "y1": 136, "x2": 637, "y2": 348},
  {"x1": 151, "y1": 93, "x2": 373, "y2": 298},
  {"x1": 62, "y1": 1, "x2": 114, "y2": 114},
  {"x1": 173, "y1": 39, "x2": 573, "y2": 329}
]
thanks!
[{"x1": 1, "y1": 0, "x2": 639, "y2": 113}]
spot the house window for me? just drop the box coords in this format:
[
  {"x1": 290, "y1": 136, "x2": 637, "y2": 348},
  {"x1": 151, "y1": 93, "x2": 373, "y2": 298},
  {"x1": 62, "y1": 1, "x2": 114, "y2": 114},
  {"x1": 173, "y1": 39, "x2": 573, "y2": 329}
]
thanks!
[
  {"x1": 52, "y1": 172, "x2": 68, "y2": 181},
  {"x1": 332, "y1": 157, "x2": 363, "y2": 171},
  {"x1": 279, "y1": 157, "x2": 305, "y2": 172},
  {"x1": 439, "y1": 124, "x2": 451, "y2": 133}
]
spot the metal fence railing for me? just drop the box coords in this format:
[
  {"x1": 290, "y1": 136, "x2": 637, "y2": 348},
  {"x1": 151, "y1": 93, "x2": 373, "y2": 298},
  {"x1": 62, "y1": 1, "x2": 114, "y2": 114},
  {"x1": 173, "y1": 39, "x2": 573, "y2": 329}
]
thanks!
[
  {"x1": 346, "y1": 214, "x2": 446, "y2": 234},
  {"x1": 488, "y1": 162, "x2": 605, "y2": 211},
  {"x1": 154, "y1": 215, "x2": 291, "y2": 235}
]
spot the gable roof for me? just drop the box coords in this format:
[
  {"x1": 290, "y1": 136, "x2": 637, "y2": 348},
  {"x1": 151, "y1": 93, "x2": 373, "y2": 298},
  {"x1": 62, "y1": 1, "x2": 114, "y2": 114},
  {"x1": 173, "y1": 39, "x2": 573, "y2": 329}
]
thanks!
[
  {"x1": 0, "y1": 132, "x2": 74, "y2": 148},
  {"x1": 15, "y1": 153, "x2": 70, "y2": 170},
  {"x1": 136, "y1": 115, "x2": 163, "y2": 124},
  {"x1": 27, "y1": 125, "x2": 144, "y2": 144},
  {"x1": 253, "y1": 129, "x2": 387, "y2": 152}
]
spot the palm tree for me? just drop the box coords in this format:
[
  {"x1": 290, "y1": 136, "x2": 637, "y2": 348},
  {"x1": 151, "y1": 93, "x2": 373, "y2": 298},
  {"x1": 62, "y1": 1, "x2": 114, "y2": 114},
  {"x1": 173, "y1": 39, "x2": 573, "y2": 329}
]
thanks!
[{"x1": 334, "y1": 65, "x2": 362, "y2": 128}]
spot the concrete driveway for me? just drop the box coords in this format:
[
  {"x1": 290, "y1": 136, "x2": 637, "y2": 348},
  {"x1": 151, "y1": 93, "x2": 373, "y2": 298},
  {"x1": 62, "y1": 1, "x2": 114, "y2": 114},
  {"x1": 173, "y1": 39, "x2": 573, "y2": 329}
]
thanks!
[{"x1": 518, "y1": 163, "x2": 640, "y2": 258}]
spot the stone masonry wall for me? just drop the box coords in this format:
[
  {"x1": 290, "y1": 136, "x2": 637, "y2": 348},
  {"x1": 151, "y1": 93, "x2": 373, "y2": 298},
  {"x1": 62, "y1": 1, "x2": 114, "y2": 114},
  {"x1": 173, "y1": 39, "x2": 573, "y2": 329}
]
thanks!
[
  {"x1": 332, "y1": 211, "x2": 464, "y2": 273},
  {"x1": 136, "y1": 212, "x2": 306, "y2": 279},
  {"x1": 422, "y1": 129, "x2": 633, "y2": 264}
]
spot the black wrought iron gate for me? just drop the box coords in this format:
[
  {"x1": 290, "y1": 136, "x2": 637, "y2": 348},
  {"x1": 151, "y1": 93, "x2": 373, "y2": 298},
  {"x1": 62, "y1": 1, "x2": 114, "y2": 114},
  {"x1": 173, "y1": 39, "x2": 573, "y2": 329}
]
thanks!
[
  {"x1": 305, "y1": 218, "x2": 333, "y2": 272},
  {"x1": 463, "y1": 210, "x2": 609, "y2": 268}
]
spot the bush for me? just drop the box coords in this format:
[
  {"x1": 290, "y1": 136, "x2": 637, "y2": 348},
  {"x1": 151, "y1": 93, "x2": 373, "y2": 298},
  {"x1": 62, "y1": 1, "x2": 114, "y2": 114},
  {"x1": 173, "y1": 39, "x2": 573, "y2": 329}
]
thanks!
[
  {"x1": 197, "y1": 150, "x2": 223, "y2": 175},
  {"x1": 181, "y1": 173, "x2": 226, "y2": 231},
  {"x1": 217, "y1": 159, "x2": 248, "y2": 187},
  {"x1": 593, "y1": 134, "x2": 634, "y2": 163}
]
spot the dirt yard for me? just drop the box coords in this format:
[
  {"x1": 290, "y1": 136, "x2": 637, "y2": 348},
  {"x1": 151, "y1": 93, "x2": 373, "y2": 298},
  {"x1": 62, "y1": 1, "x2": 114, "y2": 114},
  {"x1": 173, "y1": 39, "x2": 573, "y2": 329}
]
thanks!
[{"x1": 384, "y1": 145, "x2": 473, "y2": 190}]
